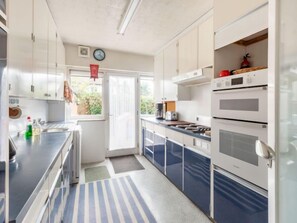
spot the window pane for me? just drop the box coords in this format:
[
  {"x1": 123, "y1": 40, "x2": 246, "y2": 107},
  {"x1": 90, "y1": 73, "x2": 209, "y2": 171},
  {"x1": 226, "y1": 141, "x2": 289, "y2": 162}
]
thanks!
[
  {"x1": 70, "y1": 74, "x2": 103, "y2": 116},
  {"x1": 140, "y1": 77, "x2": 155, "y2": 115}
]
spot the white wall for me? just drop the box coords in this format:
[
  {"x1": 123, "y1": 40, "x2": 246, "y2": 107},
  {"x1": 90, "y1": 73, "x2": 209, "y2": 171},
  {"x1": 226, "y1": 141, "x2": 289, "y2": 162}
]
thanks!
[
  {"x1": 65, "y1": 44, "x2": 154, "y2": 164},
  {"x1": 65, "y1": 43, "x2": 154, "y2": 73},
  {"x1": 78, "y1": 120, "x2": 105, "y2": 164},
  {"x1": 9, "y1": 98, "x2": 48, "y2": 137},
  {"x1": 176, "y1": 83, "x2": 212, "y2": 126}
]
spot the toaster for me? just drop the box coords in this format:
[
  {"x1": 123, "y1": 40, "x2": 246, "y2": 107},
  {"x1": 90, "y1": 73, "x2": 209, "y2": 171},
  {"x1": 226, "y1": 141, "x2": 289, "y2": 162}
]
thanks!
[{"x1": 165, "y1": 111, "x2": 178, "y2": 121}]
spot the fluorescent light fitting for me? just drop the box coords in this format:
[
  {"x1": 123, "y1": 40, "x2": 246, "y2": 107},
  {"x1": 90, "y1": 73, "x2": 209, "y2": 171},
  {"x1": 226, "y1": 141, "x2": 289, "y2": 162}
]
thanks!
[{"x1": 118, "y1": 0, "x2": 142, "y2": 35}]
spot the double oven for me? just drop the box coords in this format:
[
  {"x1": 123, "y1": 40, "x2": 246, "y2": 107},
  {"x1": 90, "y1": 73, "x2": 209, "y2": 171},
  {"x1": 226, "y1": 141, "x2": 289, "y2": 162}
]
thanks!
[{"x1": 211, "y1": 69, "x2": 268, "y2": 190}]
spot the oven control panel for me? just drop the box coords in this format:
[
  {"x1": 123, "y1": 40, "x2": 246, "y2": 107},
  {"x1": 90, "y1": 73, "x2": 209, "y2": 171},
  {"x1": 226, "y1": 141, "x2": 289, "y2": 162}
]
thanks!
[{"x1": 212, "y1": 69, "x2": 268, "y2": 91}]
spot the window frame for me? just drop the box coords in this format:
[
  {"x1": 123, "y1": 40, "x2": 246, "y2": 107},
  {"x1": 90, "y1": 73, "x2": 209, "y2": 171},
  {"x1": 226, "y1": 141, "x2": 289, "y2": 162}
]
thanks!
[
  {"x1": 69, "y1": 68, "x2": 105, "y2": 121},
  {"x1": 139, "y1": 74, "x2": 155, "y2": 117}
]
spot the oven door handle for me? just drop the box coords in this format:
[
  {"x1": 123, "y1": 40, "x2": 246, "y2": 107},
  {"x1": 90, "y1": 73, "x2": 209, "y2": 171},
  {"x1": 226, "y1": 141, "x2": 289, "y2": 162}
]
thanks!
[
  {"x1": 213, "y1": 86, "x2": 267, "y2": 94},
  {"x1": 255, "y1": 140, "x2": 275, "y2": 168}
]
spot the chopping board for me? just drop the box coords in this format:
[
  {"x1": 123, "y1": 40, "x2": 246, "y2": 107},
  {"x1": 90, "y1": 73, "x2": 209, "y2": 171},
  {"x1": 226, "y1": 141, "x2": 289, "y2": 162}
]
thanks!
[{"x1": 159, "y1": 120, "x2": 192, "y2": 126}]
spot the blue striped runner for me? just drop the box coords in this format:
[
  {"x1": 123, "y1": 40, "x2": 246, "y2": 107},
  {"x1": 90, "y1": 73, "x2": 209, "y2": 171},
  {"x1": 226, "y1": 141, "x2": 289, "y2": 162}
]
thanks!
[
  {"x1": 0, "y1": 196, "x2": 4, "y2": 223},
  {"x1": 64, "y1": 176, "x2": 157, "y2": 223}
]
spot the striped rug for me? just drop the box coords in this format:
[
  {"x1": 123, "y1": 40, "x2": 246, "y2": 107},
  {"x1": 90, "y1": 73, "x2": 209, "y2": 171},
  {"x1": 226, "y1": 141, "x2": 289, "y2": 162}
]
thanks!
[
  {"x1": 0, "y1": 196, "x2": 4, "y2": 223},
  {"x1": 64, "y1": 176, "x2": 157, "y2": 223}
]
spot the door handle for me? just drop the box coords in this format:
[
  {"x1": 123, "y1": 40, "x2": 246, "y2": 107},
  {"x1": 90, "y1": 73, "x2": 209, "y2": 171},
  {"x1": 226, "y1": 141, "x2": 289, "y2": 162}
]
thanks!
[{"x1": 255, "y1": 140, "x2": 275, "y2": 168}]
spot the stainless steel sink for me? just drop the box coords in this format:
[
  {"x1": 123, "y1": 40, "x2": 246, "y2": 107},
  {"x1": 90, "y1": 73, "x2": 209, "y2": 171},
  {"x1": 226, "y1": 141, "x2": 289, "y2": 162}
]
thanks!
[{"x1": 42, "y1": 128, "x2": 69, "y2": 133}]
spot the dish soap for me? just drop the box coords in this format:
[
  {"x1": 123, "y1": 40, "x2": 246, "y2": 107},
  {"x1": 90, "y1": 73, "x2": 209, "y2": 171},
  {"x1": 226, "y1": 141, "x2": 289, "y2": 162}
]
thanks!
[
  {"x1": 32, "y1": 119, "x2": 41, "y2": 136},
  {"x1": 25, "y1": 116, "x2": 33, "y2": 138}
]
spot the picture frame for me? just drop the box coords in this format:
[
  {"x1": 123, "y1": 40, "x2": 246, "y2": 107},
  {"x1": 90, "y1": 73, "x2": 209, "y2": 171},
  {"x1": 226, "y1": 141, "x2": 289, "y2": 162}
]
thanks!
[{"x1": 78, "y1": 45, "x2": 90, "y2": 58}]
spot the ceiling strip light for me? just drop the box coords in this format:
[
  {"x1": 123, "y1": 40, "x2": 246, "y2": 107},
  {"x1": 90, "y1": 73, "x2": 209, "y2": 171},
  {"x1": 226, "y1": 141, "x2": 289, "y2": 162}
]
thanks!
[{"x1": 118, "y1": 0, "x2": 142, "y2": 35}]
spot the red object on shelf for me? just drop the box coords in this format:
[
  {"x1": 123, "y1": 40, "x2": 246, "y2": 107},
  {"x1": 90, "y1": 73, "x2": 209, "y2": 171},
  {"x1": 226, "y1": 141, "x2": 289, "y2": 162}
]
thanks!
[
  {"x1": 219, "y1": 70, "x2": 230, "y2": 77},
  {"x1": 90, "y1": 64, "x2": 99, "y2": 80}
]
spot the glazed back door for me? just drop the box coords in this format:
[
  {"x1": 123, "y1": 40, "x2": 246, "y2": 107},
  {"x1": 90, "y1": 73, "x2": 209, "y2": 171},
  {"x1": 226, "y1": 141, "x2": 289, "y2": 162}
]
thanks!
[
  {"x1": 108, "y1": 74, "x2": 137, "y2": 154},
  {"x1": 267, "y1": 1, "x2": 297, "y2": 222}
]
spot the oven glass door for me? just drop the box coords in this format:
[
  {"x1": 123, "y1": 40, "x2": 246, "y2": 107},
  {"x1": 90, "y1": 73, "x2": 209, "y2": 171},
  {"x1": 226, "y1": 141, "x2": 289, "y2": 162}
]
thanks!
[
  {"x1": 211, "y1": 118, "x2": 268, "y2": 189},
  {"x1": 212, "y1": 86, "x2": 267, "y2": 123}
]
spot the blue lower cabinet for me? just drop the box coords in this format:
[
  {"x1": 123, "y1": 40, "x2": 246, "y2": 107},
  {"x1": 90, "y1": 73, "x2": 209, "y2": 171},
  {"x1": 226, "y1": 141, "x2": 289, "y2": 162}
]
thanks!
[
  {"x1": 166, "y1": 140, "x2": 183, "y2": 190},
  {"x1": 144, "y1": 129, "x2": 154, "y2": 163},
  {"x1": 214, "y1": 170, "x2": 268, "y2": 223},
  {"x1": 142, "y1": 128, "x2": 145, "y2": 154},
  {"x1": 184, "y1": 148, "x2": 210, "y2": 215},
  {"x1": 153, "y1": 134, "x2": 165, "y2": 173}
]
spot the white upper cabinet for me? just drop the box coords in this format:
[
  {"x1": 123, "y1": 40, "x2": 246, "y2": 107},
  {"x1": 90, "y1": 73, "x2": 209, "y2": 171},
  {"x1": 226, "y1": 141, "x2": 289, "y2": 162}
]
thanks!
[
  {"x1": 33, "y1": 0, "x2": 49, "y2": 99},
  {"x1": 56, "y1": 33, "x2": 65, "y2": 101},
  {"x1": 47, "y1": 15, "x2": 57, "y2": 100},
  {"x1": 154, "y1": 52, "x2": 164, "y2": 102},
  {"x1": 163, "y1": 41, "x2": 178, "y2": 101},
  {"x1": 154, "y1": 42, "x2": 191, "y2": 102},
  {"x1": 163, "y1": 41, "x2": 190, "y2": 101},
  {"x1": 178, "y1": 28, "x2": 198, "y2": 74},
  {"x1": 214, "y1": 0, "x2": 268, "y2": 32},
  {"x1": 8, "y1": 0, "x2": 66, "y2": 101},
  {"x1": 8, "y1": 0, "x2": 33, "y2": 98},
  {"x1": 198, "y1": 16, "x2": 214, "y2": 68}
]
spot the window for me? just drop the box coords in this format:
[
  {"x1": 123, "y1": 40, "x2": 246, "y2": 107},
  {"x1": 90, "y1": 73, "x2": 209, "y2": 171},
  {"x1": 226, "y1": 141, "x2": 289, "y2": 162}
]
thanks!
[
  {"x1": 70, "y1": 70, "x2": 104, "y2": 119},
  {"x1": 140, "y1": 76, "x2": 155, "y2": 115}
]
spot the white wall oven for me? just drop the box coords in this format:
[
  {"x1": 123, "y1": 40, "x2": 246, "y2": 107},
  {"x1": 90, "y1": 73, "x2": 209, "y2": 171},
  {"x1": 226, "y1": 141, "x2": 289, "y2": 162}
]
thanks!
[
  {"x1": 212, "y1": 118, "x2": 268, "y2": 189},
  {"x1": 211, "y1": 69, "x2": 268, "y2": 190},
  {"x1": 212, "y1": 69, "x2": 268, "y2": 123}
]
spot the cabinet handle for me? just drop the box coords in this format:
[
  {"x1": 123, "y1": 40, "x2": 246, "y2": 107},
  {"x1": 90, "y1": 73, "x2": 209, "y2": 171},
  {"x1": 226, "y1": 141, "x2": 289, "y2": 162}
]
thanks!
[
  {"x1": 8, "y1": 84, "x2": 11, "y2": 91},
  {"x1": 31, "y1": 85, "x2": 34, "y2": 93}
]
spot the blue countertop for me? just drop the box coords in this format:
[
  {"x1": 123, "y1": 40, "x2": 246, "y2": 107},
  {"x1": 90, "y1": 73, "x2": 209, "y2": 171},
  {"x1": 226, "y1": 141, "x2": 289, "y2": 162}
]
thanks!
[
  {"x1": 141, "y1": 117, "x2": 211, "y2": 142},
  {"x1": 9, "y1": 132, "x2": 71, "y2": 223}
]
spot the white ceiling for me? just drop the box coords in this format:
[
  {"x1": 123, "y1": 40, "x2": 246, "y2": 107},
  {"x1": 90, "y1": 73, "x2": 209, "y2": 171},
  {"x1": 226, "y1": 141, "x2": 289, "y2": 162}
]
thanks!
[{"x1": 47, "y1": 0, "x2": 213, "y2": 55}]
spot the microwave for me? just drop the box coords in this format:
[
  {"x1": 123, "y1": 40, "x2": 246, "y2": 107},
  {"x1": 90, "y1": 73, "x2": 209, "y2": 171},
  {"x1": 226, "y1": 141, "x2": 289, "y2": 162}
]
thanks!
[{"x1": 211, "y1": 118, "x2": 268, "y2": 189}]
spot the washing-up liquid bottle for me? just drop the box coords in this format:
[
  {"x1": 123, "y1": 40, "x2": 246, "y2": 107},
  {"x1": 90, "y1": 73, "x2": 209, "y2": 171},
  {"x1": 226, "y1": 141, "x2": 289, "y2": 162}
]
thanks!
[
  {"x1": 25, "y1": 116, "x2": 33, "y2": 138},
  {"x1": 32, "y1": 119, "x2": 41, "y2": 136}
]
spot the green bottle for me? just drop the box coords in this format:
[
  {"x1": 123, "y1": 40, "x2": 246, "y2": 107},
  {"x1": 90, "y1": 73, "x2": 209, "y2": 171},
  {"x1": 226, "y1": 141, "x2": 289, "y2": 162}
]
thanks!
[{"x1": 25, "y1": 116, "x2": 33, "y2": 139}]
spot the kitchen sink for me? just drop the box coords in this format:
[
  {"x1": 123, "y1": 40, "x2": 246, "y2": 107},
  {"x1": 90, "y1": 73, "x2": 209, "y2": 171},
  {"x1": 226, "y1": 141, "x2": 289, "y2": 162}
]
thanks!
[{"x1": 42, "y1": 128, "x2": 69, "y2": 133}]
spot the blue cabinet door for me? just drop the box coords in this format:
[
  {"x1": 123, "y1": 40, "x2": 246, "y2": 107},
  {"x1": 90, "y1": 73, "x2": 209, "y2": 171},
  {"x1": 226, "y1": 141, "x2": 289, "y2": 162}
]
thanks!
[
  {"x1": 214, "y1": 170, "x2": 268, "y2": 223},
  {"x1": 184, "y1": 148, "x2": 210, "y2": 215},
  {"x1": 153, "y1": 134, "x2": 165, "y2": 173},
  {"x1": 142, "y1": 128, "x2": 145, "y2": 154},
  {"x1": 144, "y1": 129, "x2": 154, "y2": 163},
  {"x1": 166, "y1": 140, "x2": 183, "y2": 190}
]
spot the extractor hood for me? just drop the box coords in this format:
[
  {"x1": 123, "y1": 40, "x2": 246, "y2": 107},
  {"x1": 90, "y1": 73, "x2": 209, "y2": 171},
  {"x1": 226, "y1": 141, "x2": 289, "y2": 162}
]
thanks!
[{"x1": 172, "y1": 67, "x2": 213, "y2": 86}]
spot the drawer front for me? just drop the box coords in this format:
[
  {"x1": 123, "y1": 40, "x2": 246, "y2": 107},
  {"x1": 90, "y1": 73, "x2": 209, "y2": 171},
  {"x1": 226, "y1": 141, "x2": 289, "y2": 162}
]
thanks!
[
  {"x1": 62, "y1": 135, "x2": 72, "y2": 163},
  {"x1": 153, "y1": 134, "x2": 165, "y2": 173},
  {"x1": 214, "y1": 170, "x2": 268, "y2": 223},
  {"x1": 183, "y1": 134, "x2": 211, "y2": 157},
  {"x1": 154, "y1": 125, "x2": 165, "y2": 137},
  {"x1": 165, "y1": 128, "x2": 183, "y2": 144},
  {"x1": 146, "y1": 122, "x2": 154, "y2": 132},
  {"x1": 23, "y1": 175, "x2": 49, "y2": 223},
  {"x1": 184, "y1": 148, "x2": 210, "y2": 215},
  {"x1": 144, "y1": 147, "x2": 154, "y2": 163},
  {"x1": 49, "y1": 171, "x2": 63, "y2": 223},
  {"x1": 48, "y1": 156, "x2": 62, "y2": 194},
  {"x1": 166, "y1": 140, "x2": 183, "y2": 190}
]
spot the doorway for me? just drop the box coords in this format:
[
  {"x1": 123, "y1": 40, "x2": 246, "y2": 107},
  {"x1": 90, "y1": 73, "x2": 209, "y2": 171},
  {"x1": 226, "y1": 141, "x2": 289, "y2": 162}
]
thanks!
[{"x1": 108, "y1": 74, "x2": 138, "y2": 155}]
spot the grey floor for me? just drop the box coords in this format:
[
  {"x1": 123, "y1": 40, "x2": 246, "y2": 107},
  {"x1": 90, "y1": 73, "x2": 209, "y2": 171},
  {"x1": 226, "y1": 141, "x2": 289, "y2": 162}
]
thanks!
[{"x1": 81, "y1": 155, "x2": 212, "y2": 223}]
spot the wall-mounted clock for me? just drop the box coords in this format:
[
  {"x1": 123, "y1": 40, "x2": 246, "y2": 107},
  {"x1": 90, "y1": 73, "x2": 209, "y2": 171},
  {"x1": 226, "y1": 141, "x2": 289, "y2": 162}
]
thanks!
[{"x1": 93, "y1": 49, "x2": 106, "y2": 61}]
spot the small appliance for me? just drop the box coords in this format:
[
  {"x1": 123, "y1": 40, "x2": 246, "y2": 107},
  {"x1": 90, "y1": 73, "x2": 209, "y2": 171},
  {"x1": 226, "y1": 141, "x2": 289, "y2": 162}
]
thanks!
[
  {"x1": 165, "y1": 111, "x2": 178, "y2": 121},
  {"x1": 155, "y1": 103, "x2": 164, "y2": 119}
]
